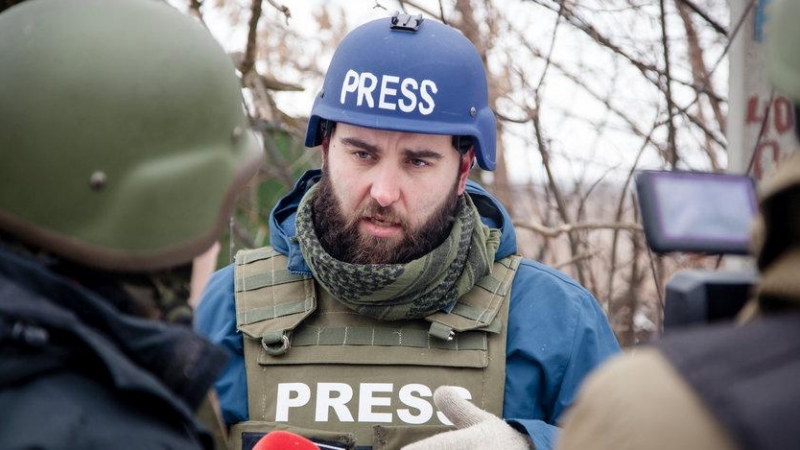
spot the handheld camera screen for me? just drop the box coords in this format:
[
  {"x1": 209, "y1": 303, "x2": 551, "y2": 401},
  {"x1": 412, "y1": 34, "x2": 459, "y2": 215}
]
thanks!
[{"x1": 635, "y1": 170, "x2": 758, "y2": 255}]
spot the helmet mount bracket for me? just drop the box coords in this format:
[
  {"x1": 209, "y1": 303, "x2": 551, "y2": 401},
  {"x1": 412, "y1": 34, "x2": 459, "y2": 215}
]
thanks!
[{"x1": 390, "y1": 11, "x2": 423, "y2": 32}]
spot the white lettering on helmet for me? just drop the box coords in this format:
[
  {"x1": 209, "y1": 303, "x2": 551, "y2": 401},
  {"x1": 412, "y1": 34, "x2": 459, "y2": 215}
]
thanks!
[
  {"x1": 378, "y1": 75, "x2": 399, "y2": 111},
  {"x1": 418, "y1": 80, "x2": 438, "y2": 116},
  {"x1": 398, "y1": 78, "x2": 418, "y2": 113},
  {"x1": 274, "y1": 383, "x2": 471, "y2": 425},
  {"x1": 340, "y1": 70, "x2": 360, "y2": 105},
  {"x1": 339, "y1": 70, "x2": 437, "y2": 115},
  {"x1": 357, "y1": 72, "x2": 378, "y2": 107},
  {"x1": 275, "y1": 383, "x2": 311, "y2": 421},
  {"x1": 315, "y1": 383, "x2": 354, "y2": 422}
]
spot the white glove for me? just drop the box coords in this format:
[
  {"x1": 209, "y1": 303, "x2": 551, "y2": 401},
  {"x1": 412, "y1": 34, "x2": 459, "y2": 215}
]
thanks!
[{"x1": 401, "y1": 386, "x2": 534, "y2": 450}]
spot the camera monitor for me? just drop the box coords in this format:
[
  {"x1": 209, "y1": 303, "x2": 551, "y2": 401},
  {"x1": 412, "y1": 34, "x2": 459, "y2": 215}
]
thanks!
[{"x1": 635, "y1": 170, "x2": 758, "y2": 255}]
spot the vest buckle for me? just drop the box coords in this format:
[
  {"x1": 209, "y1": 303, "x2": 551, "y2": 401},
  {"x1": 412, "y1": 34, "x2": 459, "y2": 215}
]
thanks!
[
  {"x1": 428, "y1": 322, "x2": 455, "y2": 341},
  {"x1": 263, "y1": 332, "x2": 291, "y2": 356}
]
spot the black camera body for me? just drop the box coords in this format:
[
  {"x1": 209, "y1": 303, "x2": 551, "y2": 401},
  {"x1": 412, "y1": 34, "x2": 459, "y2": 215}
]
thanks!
[{"x1": 663, "y1": 269, "x2": 758, "y2": 330}]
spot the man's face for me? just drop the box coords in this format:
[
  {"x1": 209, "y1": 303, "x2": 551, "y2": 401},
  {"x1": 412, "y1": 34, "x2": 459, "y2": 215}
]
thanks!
[{"x1": 314, "y1": 123, "x2": 473, "y2": 265}]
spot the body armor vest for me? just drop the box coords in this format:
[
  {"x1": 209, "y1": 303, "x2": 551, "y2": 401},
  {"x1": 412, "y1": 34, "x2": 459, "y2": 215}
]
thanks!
[{"x1": 231, "y1": 247, "x2": 519, "y2": 450}]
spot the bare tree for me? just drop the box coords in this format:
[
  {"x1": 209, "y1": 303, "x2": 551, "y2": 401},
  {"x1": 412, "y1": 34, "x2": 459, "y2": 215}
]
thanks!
[{"x1": 174, "y1": 0, "x2": 734, "y2": 346}]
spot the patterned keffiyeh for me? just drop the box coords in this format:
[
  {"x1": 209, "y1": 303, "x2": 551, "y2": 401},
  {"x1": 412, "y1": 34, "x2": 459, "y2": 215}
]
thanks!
[{"x1": 295, "y1": 184, "x2": 500, "y2": 321}]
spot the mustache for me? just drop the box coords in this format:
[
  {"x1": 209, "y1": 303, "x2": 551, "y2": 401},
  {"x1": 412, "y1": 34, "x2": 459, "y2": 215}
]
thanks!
[{"x1": 349, "y1": 202, "x2": 409, "y2": 231}]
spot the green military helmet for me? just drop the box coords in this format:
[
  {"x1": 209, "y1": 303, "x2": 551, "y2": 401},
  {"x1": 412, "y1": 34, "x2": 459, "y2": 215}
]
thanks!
[
  {"x1": 767, "y1": 0, "x2": 800, "y2": 103},
  {"x1": 0, "y1": 0, "x2": 262, "y2": 272}
]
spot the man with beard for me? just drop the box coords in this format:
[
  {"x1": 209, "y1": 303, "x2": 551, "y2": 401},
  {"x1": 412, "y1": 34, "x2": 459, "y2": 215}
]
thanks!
[{"x1": 196, "y1": 13, "x2": 620, "y2": 450}]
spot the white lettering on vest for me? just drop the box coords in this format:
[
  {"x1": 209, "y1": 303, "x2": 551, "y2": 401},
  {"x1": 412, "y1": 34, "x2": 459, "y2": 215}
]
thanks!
[
  {"x1": 397, "y1": 384, "x2": 433, "y2": 425},
  {"x1": 274, "y1": 383, "x2": 472, "y2": 425},
  {"x1": 339, "y1": 70, "x2": 437, "y2": 115},
  {"x1": 315, "y1": 383, "x2": 354, "y2": 422},
  {"x1": 275, "y1": 383, "x2": 311, "y2": 421},
  {"x1": 358, "y1": 383, "x2": 393, "y2": 423}
]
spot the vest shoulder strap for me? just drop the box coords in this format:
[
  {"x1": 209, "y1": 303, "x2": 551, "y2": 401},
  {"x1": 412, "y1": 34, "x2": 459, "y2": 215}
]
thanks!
[
  {"x1": 234, "y1": 246, "x2": 316, "y2": 353},
  {"x1": 425, "y1": 255, "x2": 522, "y2": 340}
]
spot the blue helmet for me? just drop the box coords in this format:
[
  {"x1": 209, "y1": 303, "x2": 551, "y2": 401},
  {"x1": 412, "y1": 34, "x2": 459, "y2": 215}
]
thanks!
[{"x1": 305, "y1": 13, "x2": 497, "y2": 171}]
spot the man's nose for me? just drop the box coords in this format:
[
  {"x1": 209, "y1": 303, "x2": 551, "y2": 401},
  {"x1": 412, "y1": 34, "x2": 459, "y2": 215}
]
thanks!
[{"x1": 369, "y1": 165, "x2": 401, "y2": 207}]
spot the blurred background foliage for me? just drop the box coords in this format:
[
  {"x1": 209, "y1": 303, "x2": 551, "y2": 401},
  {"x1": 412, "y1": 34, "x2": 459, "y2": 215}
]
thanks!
[{"x1": 0, "y1": 0, "x2": 738, "y2": 346}]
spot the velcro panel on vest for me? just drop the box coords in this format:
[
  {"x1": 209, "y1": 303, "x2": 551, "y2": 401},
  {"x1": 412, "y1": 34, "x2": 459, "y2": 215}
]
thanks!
[
  {"x1": 425, "y1": 255, "x2": 521, "y2": 338},
  {"x1": 292, "y1": 325, "x2": 488, "y2": 350},
  {"x1": 256, "y1": 321, "x2": 491, "y2": 368},
  {"x1": 235, "y1": 247, "x2": 316, "y2": 345}
]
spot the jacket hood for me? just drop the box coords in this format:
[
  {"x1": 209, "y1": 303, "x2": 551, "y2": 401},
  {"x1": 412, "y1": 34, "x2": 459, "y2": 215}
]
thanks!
[{"x1": 269, "y1": 169, "x2": 518, "y2": 274}]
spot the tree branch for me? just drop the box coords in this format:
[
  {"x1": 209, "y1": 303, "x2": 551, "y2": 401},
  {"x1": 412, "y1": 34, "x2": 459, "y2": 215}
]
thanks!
[{"x1": 512, "y1": 219, "x2": 643, "y2": 238}]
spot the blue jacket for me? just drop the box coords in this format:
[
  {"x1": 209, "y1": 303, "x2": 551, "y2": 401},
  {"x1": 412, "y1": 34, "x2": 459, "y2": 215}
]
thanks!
[{"x1": 196, "y1": 170, "x2": 620, "y2": 449}]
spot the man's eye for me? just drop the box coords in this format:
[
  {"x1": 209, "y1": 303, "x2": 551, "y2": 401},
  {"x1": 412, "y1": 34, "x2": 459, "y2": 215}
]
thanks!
[
  {"x1": 354, "y1": 151, "x2": 371, "y2": 160},
  {"x1": 409, "y1": 159, "x2": 429, "y2": 168}
]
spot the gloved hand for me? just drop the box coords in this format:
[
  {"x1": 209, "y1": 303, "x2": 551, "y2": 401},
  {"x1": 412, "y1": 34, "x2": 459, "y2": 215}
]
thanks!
[{"x1": 401, "y1": 386, "x2": 534, "y2": 450}]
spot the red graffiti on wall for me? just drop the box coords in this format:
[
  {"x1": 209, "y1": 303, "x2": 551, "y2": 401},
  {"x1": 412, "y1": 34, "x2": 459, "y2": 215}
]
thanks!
[{"x1": 746, "y1": 95, "x2": 795, "y2": 179}]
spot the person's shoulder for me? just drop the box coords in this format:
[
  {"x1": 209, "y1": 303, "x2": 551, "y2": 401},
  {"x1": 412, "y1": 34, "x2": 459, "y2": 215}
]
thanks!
[
  {"x1": 511, "y1": 257, "x2": 595, "y2": 303},
  {"x1": 559, "y1": 348, "x2": 739, "y2": 450},
  {"x1": 583, "y1": 348, "x2": 674, "y2": 391},
  {"x1": 202, "y1": 263, "x2": 235, "y2": 299},
  {"x1": 196, "y1": 263, "x2": 236, "y2": 329},
  {"x1": 560, "y1": 348, "x2": 682, "y2": 435}
]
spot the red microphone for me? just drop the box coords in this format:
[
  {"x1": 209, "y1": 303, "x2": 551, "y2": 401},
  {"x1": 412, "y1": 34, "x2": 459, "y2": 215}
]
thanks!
[{"x1": 253, "y1": 430, "x2": 320, "y2": 450}]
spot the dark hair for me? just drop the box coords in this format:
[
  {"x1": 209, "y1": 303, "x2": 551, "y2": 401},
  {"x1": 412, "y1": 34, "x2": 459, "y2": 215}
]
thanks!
[
  {"x1": 320, "y1": 119, "x2": 473, "y2": 155},
  {"x1": 452, "y1": 136, "x2": 474, "y2": 155}
]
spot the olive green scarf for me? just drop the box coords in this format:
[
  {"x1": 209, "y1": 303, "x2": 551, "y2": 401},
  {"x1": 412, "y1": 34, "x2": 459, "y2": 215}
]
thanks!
[{"x1": 295, "y1": 185, "x2": 500, "y2": 321}]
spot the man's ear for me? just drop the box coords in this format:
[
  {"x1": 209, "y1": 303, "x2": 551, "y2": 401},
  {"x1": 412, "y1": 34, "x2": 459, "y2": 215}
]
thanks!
[{"x1": 456, "y1": 148, "x2": 475, "y2": 195}]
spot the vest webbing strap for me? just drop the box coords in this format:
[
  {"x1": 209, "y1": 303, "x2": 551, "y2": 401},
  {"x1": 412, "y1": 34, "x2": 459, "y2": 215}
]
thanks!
[
  {"x1": 236, "y1": 246, "x2": 281, "y2": 264},
  {"x1": 236, "y1": 297, "x2": 315, "y2": 326},
  {"x1": 426, "y1": 255, "x2": 521, "y2": 339},
  {"x1": 234, "y1": 248, "x2": 316, "y2": 344},
  {"x1": 236, "y1": 270, "x2": 309, "y2": 292},
  {"x1": 291, "y1": 325, "x2": 487, "y2": 350}
]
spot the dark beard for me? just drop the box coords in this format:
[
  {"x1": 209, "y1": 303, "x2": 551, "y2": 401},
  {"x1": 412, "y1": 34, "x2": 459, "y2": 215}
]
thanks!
[{"x1": 313, "y1": 172, "x2": 461, "y2": 265}]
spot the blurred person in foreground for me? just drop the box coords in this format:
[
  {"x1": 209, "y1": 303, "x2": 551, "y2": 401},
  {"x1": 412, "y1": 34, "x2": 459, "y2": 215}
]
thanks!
[
  {"x1": 557, "y1": 2, "x2": 800, "y2": 449},
  {"x1": 0, "y1": 0, "x2": 262, "y2": 448},
  {"x1": 196, "y1": 11, "x2": 620, "y2": 450}
]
